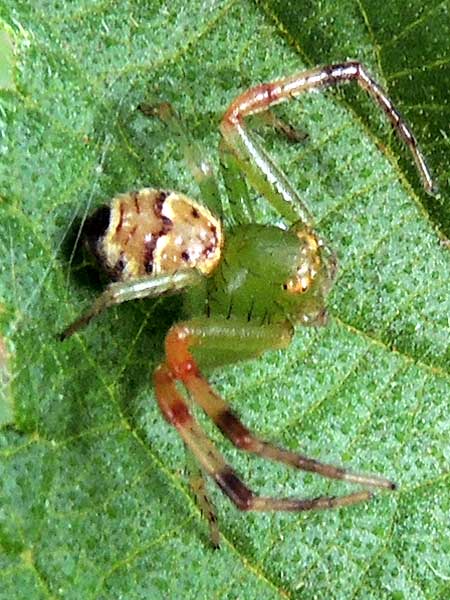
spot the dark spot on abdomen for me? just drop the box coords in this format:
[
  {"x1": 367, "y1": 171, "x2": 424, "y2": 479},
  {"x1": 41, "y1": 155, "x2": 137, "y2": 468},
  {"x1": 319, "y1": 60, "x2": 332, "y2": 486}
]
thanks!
[
  {"x1": 84, "y1": 205, "x2": 111, "y2": 242},
  {"x1": 110, "y1": 253, "x2": 126, "y2": 281},
  {"x1": 154, "y1": 190, "x2": 169, "y2": 217},
  {"x1": 132, "y1": 191, "x2": 141, "y2": 213},
  {"x1": 144, "y1": 236, "x2": 157, "y2": 274},
  {"x1": 115, "y1": 202, "x2": 125, "y2": 233},
  {"x1": 83, "y1": 205, "x2": 111, "y2": 272},
  {"x1": 161, "y1": 215, "x2": 173, "y2": 234}
]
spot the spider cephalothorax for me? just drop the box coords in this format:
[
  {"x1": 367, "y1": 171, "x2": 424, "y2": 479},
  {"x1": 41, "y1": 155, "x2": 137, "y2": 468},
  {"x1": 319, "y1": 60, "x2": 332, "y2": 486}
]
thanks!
[{"x1": 62, "y1": 62, "x2": 434, "y2": 546}]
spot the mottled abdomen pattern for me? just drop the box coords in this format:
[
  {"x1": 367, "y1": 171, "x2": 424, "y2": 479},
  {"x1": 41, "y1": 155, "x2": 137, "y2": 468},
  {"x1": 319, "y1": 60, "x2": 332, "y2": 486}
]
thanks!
[{"x1": 84, "y1": 188, "x2": 223, "y2": 281}]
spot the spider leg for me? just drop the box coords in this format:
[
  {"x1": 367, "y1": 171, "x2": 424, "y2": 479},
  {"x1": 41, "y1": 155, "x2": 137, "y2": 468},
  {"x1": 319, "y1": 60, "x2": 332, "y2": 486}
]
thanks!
[
  {"x1": 139, "y1": 102, "x2": 222, "y2": 215},
  {"x1": 220, "y1": 110, "x2": 308, "y2": 225},
  {"x1": 186, "y1": 448, "x2": 220, "y2": 548},
  {"x1": 164, "y1": 319, "x2": 396, "y2": 491},
  {"x1": 60, "y1": 269, "x2": 202, "y2": 340},
  {"x1": 221, "y1": 61, "x2": 435, "y2": 226},
  {"x1": 221, "y1": 119, "x2": 313, "y2": 225},
  {"x1": 259, "y1": 109, "x2": 309, "y2": 143},
  {"x1": 154, "y1": 363, "x2": 373, "y2": 513},
  {"x1": 219, "y1": 138, "x2": 256, "y2": 225}
]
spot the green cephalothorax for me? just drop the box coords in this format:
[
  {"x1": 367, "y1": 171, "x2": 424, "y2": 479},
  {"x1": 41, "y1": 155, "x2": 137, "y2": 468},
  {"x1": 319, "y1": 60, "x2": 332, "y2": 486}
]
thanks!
[
  {"x1": 206, "y1": 224, "x2": 335, "y2": 326},
  {"x1": 61, "y1": 62, "x2": 434, "y2": 546}
]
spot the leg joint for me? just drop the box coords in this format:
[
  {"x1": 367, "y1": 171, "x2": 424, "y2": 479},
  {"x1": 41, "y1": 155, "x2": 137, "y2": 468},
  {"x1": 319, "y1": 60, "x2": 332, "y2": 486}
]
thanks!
[
  {"x1": 165, "y1": 324, "x2": 201, "y2": 381},
  {"x1": 215, "y1": 468, "x2": 254, "y2": 511},
  {"x1": 216, "y1": 410, "x2": 254, "y2": 450}
]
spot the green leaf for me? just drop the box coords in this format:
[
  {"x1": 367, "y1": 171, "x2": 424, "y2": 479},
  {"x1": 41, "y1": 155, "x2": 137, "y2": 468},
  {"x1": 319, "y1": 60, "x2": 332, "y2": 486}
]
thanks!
[
  {"x1": 1, "y1": 1, "x2": 449, "y2": 599},
  {"x1": 261, "y1": 0, "x2": 450, "y2": 236},
  {"x1": 0, "y1": 24, "x2": 16, "y2": 91}
]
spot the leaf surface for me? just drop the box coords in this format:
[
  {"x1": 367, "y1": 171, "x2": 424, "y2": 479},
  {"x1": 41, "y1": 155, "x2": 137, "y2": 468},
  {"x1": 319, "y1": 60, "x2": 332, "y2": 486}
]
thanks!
[{"x1": 1, "y1": 1, "x2": 449, "y2": 598}]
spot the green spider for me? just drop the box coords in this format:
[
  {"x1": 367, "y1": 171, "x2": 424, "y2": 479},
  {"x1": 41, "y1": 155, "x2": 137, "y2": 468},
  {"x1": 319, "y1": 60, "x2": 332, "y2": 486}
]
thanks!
[{"x1": 62, "y1": 61, "x2": 434, "y2": 546}]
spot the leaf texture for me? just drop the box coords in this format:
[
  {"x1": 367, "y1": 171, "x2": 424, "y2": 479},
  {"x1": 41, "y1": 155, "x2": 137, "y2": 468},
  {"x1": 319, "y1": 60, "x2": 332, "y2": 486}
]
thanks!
[{"x1": 0, "y1": 1, "x2": 449, "y2": 598}]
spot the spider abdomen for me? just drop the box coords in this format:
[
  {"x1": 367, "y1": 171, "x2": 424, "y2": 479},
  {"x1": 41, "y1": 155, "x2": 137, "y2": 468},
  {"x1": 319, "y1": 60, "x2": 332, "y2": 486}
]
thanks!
[{"x1": 84, "y1": 188, "x2": 223, "y2": 281}]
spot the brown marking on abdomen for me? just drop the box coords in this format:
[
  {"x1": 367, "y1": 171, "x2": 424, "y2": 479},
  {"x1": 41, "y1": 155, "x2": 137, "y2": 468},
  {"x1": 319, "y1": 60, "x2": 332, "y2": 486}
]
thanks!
[
  {"x1": 131, "y1": 190, "x2": 141, "y2": 214},
  {"x1": 202, "y1": 223, "x2": 218, "y2": 258},
  {"x1": 124, "y1": 225, "x2": 137, "y2": 246},
  {"x1": 143, "y1": 236, "x2": 157, "y2": 274},
  {"x1": 110, "y1": 252, "x2": 126, "y2": 281},
  {"x1": 116, "y1": 202, "x2": 125, "y2": 233},
  {"x1": 161, "y1": 215, "x2": 173, "y2": 234},
  {"x1": 154, "y1": 190, "x2": 169, "y2": 217}
]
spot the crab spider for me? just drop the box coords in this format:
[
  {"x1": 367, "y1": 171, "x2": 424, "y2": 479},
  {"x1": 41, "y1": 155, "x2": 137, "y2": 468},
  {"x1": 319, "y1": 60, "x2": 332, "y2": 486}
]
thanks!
[{"x1": 62, "y1": 61, "x2": 434, "y2": 546}]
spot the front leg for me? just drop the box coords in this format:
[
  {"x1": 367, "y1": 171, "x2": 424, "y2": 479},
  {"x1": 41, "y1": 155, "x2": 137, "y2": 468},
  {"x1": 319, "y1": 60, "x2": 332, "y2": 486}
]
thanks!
[
  {"x1": 60, "y1": 270, "x2": 202, "y2": 340},
  {"x1": 154, "y1": 317, "x2": 395, "y2": 539},
  {"x1": 185, "y1": 448, "x2": 220, "y2": 548},
  {"x1": 164, "y1": 317, "x2": 395, "y2": 490},
  {"x1": 155, "y1": 362, "x2": 372, "y2": 517},
  {"x1": 139, "y1": 102, "x2": 222, "y2": 216},
  {"x1": 220, "y1": 61, "x2": 435, "y2": 226}
]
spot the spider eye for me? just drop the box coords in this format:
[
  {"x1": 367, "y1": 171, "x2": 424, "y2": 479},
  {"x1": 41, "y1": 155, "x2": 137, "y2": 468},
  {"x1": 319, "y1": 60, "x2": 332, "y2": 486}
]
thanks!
[{"x1": 282, "y1": 275, "x2": 311, "y2": 294}]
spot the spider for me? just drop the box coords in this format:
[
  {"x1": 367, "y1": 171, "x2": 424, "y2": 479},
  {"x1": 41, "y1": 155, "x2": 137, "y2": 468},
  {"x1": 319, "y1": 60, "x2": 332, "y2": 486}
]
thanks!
[{"x1": 61, "y1": 61, "x2": 434, "y2": 546}]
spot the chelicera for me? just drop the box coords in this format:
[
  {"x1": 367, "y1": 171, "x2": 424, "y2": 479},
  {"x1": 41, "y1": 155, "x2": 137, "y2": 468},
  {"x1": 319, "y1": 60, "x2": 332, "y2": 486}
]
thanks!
[{"x1": 62, "y1": 62, "x2": 434, "y2": 546}]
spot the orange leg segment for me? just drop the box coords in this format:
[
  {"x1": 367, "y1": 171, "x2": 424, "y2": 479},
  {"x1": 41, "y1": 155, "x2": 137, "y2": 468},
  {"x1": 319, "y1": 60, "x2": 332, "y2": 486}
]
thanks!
[
  {"x1": 154, "y1": 363, "x2": 373, "y2": 514},
  {"x1": 164, "y1": 322, "x2": 395, "y2": 491},
  {"x1": 154, "y1": 319, "x2": 396, "y2": 531}
]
